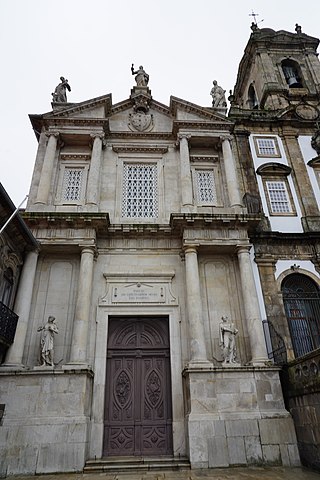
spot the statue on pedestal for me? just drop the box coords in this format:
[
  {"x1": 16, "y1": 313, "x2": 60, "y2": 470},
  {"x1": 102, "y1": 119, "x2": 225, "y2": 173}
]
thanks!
[
  {"x1": 131, "y1": 64, "x2": 149, "y2": 87},
  {"x1": 210, "y1": 80, "x2": 227, "y2": 108},
  {"x1": 52, "y1": 77, "x2": 71, "y2": 103},
  {"x1": 219, "y1": 315, "x2": 239, "y2": 365},
  {"x1": 37, "y1": 316, "x2": 59, "y2": 366}
]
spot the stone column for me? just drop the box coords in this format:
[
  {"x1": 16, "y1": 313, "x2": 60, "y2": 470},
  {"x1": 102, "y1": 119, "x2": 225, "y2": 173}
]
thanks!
[
  {"x1": 86, "y1": 133, "x2": 104, "y2": 205},
  {"x1": 236, "y1": 246, "x2": 268, "y2": 364},
  {"x1": 178, "y1": 134, "x2": 193, "y2": 207},
  {"x1": 4, "y1": 250, "x2": 39, "y2": 366},
  {"x1": 184, "y1": 246, "x2": 210, "y2": 365},
  {"x1": 69, "y1": 246, "x2": 95, "y2": 364},
  {"x1": 35, "y1": 132, "x2": 59, "y2": 204},
  {"x1": 221, "y1": 135, "x2": 242, "y2": 208}
]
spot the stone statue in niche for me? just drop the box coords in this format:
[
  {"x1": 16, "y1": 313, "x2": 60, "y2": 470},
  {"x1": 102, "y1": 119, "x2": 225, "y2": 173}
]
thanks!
[
  {"x1": 37, "y1": 316, "x2": 59, "y2": 366},
  {"x1": 131, "y1": 64, "x2": 149, "y2": 86},
  {"x1": 52, "y1": 76, "x2": 71, "y2": 103},
  {"x1": 219, "y1": 315, "x2": 239, "y2": 365},
  {"x1": 210, "y1": 80, "x2": 227, "y2": 108}
]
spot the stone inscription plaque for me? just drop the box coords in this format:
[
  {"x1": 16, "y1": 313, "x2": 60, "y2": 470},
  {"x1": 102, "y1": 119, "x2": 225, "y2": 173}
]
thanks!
[{"x1": 112, "y1": 283, "x2": 165, "y2": 304}]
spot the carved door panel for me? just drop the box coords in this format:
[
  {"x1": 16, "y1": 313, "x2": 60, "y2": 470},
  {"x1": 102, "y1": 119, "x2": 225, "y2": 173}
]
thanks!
[{"x1": 103, "y1": 317, "x2": 173, "y2": 457}]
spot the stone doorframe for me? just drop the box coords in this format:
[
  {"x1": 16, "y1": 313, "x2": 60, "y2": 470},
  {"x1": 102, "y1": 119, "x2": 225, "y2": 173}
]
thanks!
[{"x1": 88, "y1": 273, "x2": 185, "y2": 460}]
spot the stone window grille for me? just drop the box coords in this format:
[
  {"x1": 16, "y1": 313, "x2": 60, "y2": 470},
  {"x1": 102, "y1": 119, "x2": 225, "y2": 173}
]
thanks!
[
  {"x1": 195, "y1": 169, "x2": 216, "y2": 204},
  {"x1": 122, "y1": 163, "x2": 158, "y2": 218},
  {"x1": 266, "y1": 180, "x2": 292, "y2": 214},
  {"x1": 62, "y1": 168, "x2": 84, "y2": 201},
  {"x1": 254, "y1": 136, "x2": 281, "y2": 158}
]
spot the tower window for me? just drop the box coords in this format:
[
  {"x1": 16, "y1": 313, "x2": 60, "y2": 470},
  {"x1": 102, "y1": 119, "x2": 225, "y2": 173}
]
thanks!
[
  {"x1": 247, "y1": 84, "x2": 258, "y2": 109},
  {"x1": 281, "y1": 59, "x2": 303, "y2": 88},
  {"x1": 266, "y1": 181, "x2": 292, "y2": 214},
  {"x1": 253, "y1": 136, "x2": 280, "y2": 158}
]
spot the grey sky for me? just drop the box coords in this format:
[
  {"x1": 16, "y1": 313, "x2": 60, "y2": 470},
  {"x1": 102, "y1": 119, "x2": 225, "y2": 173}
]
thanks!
[{"x1": 1, "y1": 0, "x2": 319, "y2": 205}]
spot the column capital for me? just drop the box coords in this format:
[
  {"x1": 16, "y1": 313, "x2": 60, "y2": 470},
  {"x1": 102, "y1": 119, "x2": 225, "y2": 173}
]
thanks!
[
  {"x1": 45, "y1": 130, "x2": 60, "y2": 139},
  {"x1": 220, "y1": 134, "x2": 233, "y2": 143},
  {"x1": 177, "y1": 133, "x2": 192, "y2": 142},
  {"x1": 183, "y1": 244, "x2": 199, "y2": 255},
  {"x1": 90, "y1": 132, "x2": 105, "y2": 148},
  {"x1": 236, "y1": 244, "x2": 252, "y2": 255}
]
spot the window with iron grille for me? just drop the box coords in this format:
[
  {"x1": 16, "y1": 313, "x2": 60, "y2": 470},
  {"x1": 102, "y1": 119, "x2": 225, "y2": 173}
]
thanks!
[
  {"x1": 195, "y1": 170, "x2": 216, "y2": 204},
  {"x1": 122, "y1": 163, "x2": 158, "y2": 218},
  {"x1": 62, "y1": 168, "x2": 83, "y2": 201},
  {"x1": 266, "y1": 180, "x2": 292, "y2": 214}
]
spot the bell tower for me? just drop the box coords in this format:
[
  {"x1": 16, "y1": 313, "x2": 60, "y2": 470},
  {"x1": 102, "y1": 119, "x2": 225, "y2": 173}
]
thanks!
[{"x1": 232, "y1": 25, "x2": 320, "y2": 111}]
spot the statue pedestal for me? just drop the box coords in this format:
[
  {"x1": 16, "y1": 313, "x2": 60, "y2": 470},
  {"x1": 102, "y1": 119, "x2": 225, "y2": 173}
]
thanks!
[{"x1": 182, "y1": 365, "x2": 300, "y2": 469}]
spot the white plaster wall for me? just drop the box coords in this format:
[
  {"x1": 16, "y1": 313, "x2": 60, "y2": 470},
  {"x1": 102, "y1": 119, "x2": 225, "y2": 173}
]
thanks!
[
  {"x1": 275, "y1": 259, "x2": 320, "y2": 281},
  {"x1": 298, "y1": 135, "x2": 320, "y2": 209},
  {"x1": 249, "y1": 134, "x2": 303, "y2": 233}
]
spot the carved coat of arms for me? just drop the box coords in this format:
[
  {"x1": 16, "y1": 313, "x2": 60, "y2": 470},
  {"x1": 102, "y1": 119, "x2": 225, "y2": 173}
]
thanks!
[{"x1": 128, "y1": 112, "x2": 154, "y2": 132}]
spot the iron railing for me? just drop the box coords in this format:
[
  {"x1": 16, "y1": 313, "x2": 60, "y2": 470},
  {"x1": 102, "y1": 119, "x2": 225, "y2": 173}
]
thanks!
[
  {"x1": 0, "y1": 301, "x2": 18, "y2": 346},
  {"x1": 263, "y1": 319, "x2": 287, "y2": 365}
]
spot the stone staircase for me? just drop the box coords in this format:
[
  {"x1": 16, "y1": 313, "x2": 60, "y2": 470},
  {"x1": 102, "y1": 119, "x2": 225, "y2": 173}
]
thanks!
[{"x1": 83, "y1": 456, "x2": 191, "y2": 474}]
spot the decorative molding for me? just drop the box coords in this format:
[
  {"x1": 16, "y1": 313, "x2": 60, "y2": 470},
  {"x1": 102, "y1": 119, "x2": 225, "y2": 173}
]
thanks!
[
  {"x1": 100, "y1": 272, "x2": 178, "y2": 306},
  {"x1": 112, "y1": 144, "x2": 168, "y2": 154},
  {"x1": 60, "y1": 154, "x2": 91, "y2": 161},
  {"x1": 190, "y1": 155, "x2": 219, "y2": 163}
]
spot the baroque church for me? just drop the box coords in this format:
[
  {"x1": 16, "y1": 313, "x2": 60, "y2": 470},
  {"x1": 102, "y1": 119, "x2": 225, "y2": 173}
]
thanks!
[{"x1": 1, "y1": 24, "x2": 320, "y2": 474}]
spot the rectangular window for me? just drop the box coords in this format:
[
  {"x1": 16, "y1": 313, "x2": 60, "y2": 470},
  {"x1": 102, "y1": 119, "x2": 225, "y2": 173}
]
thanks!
[
  {"x1": 122, "y1": 163, "x2": 158, "y2": 218},
  {"x1": 62, "y1": 168, "x2": 83, "y2": 201},
  {"x1": 254, "y1": 136, "x2": 280, "y2": 158},
  {"x1": 195, "y1": 170, "x2": 216, "y2": 204},
  {"x1": 266, "y1": 180, "x2": 292, "y2": 213}
]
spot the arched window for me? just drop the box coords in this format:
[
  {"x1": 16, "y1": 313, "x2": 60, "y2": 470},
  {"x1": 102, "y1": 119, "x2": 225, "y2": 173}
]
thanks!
[
  {"x1": 281, "y1": 59, "x2": 303, "y2": 88},
  {"x1": 282, "y1": 273, "x2": 320, "y2": 357},
  {"x1": 247, "y1": 84, "x2": 259, "y2": 109}
]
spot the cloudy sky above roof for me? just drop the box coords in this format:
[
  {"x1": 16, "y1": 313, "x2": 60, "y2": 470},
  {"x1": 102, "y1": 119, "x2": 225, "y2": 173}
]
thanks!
[{"x1": 1, "y1": 0, "x2": 319, "y2": 205}]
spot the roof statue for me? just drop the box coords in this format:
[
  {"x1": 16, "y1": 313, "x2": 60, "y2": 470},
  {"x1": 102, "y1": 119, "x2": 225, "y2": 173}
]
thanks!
[
  {"x1": 131, "y1": 64, "x2": 149, "y2": 87},
  {"x1": 210, "y1": 80, "x2": 227, "y2": 108},
  {"x1": 52, "y1": 76, "x2": 71, "y2": 103}
]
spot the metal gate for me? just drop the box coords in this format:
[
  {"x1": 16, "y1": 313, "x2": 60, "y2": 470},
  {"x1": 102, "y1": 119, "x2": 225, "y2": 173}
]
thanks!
[{"x1": 282, "y1": 274, "x2": 320, "y2": 358}]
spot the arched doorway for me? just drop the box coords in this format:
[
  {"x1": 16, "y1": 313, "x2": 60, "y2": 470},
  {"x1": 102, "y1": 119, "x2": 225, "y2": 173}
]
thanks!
[
  {"x1": 282, "y1": 273, "x2": 320, "y2": 357},
  {"x1": 103, "y1": 316, "x2": 173, "y2": 456}
]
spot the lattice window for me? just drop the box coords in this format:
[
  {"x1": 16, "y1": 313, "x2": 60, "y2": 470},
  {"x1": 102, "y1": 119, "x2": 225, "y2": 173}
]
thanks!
[
  {"x1": 254, "y1": 137, "x2": 280, "y2": 157},
  {"x1": 266, "y1": 181, "x2": 292, "y2": 213},
  {"x1": 195, "y1": 170, "x2": 216, "y2": 204},
  {"x1": 122, "y1": 163, "x2": 158, "y2": 218},
  {"x1": 62, "y1": 168, "x2": 83, "y2": 201}
]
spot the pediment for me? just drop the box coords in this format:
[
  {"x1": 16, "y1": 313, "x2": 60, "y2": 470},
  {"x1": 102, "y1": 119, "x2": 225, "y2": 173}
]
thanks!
[
  {"x1": 170, "y1": 96, "x2": 232, "y2": 124},
  {"x1": 44, "y1": 94, "x2": 113, "y2": 119}
]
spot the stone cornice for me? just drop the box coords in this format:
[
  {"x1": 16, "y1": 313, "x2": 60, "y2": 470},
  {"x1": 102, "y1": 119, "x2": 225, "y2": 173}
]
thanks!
[
  {"x1": 112, "y1": 144, "x2": 168, "y2": 154},
  {"x1": 60, "y1": 154, "x2": 91, "y2": 161},
  {"x1": 173, "y1": 120, "x2": 232, "y2": 135},
  {"x1": 43, "y1": 118, "x2": 109, "y2": 128}
]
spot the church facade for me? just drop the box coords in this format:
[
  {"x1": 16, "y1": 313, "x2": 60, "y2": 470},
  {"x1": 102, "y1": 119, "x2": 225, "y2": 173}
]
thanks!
[{"x1": 1, "y1": 25, "x2": 320, "y2": 475}]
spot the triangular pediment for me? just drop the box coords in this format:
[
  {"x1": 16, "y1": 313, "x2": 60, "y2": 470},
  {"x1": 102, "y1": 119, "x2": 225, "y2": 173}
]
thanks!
[
  {"x1": 44, "y1": 94, "x2": 113, "y2": 119},
  {"x1": 170, "y1": 96, "x2": 231, "y2": 124},
  {"x1": 29, "y1": 91, "x2": 233, "y2": 139}
]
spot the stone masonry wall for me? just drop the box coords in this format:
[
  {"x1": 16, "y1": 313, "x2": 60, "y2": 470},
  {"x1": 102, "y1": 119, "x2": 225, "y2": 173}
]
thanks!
[{"x1": 0, "y1": 368, "x2": 93, "y2": 475}]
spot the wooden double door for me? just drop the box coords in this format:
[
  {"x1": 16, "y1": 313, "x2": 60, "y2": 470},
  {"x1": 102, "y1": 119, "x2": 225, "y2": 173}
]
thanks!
[{"x1": 103, "y1": 317, "x2": 173, "y2": 456}]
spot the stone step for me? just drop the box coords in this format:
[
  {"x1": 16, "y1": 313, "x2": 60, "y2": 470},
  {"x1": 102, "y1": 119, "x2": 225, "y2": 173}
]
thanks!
[{"x1": 84, "y1": 456, "x2": 191, "y2": 474}]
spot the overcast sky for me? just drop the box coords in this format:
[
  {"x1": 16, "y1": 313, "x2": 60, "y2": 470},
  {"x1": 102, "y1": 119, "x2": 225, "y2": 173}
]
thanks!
[{"x1": 1, "y1": 0, "x2": 319, "y2": 206}]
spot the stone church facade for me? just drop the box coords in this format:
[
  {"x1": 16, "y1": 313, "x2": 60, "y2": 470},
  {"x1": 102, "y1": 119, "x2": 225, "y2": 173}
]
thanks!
[{"x1": 1, "y1": 25, "x2": 320, "y2": 475}]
